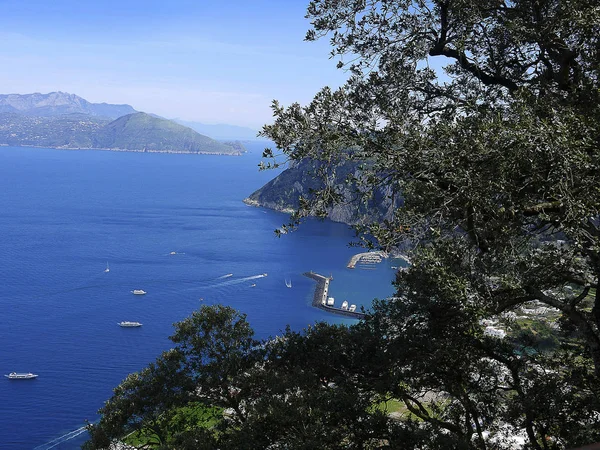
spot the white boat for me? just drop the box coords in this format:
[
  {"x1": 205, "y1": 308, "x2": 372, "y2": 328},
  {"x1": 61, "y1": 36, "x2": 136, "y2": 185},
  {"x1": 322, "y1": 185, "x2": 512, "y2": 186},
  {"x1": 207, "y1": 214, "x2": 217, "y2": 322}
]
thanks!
[
  {"x1": 170, "y1": 251, "x2": 177, "y2": 255},
  {"x1": 223, "y1": 273, "x2": 233, "y2": 278},
  {"x1": 104, "y1": 262, "x2": 110, "y2": 273},
  {"x1": 132, "y1": 289, "x2": 147, "y2": 295},
  {"x1": 285, "y1": 278, "x2": 292, "y2": 288},
  {"x1": 349, "y1": 304, "x2": 357, "y2": 312},
  {"x1": 327, "y1": 297, "x2": 335, "y2": 306},
  {"x1": 250, "y1": 283, "x2": 256, "y2": 287},
  {"x1": 262, "y1": 273, "x2": 268, "y2": 277},
  {"x1": 118, "y1": 321, "x2": 142, "y2": 327},
  {"x1": 5, "y1": 372, "x2": 38, "y2": 380},
  {"x1": 341, "y1": 300, "x2": 349, "y2": 310}
]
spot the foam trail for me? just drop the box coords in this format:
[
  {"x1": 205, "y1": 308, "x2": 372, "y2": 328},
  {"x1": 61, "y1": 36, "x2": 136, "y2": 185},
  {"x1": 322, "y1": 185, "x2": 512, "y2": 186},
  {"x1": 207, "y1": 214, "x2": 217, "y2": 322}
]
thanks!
[
  {"x1": 33, "y1": 426, "x2": 88, "y2": 450},
  {"x1": 211, "y1": 274, "x2": 267, "y2": 288}
]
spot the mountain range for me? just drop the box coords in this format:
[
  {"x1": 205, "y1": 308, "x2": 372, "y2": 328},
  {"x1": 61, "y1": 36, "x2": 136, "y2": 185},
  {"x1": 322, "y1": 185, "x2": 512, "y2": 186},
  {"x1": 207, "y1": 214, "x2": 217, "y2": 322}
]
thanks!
[
  {"x1": 0, "y1": 92, "x2": 245, "y2": 154},
  {"x1": 0, "y1": 92, "x2": 136, "y2": 119}
]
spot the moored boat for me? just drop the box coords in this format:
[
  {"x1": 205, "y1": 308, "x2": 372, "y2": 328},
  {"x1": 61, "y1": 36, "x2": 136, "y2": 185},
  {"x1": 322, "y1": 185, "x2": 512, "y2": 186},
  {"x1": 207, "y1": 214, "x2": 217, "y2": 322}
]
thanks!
[
  {"x1": 5, "y1": 372, "x2": 38, "y2": 380},
  {"x1": 341, "y1": 300, "x2": 349, "y2": 310}
]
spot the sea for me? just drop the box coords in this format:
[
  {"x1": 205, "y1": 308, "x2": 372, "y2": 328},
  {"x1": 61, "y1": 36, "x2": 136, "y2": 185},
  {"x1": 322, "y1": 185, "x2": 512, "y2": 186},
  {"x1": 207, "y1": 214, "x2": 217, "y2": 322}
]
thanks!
[{"x1": 0, "y1": 142, "x2": 401, "y2": 449}]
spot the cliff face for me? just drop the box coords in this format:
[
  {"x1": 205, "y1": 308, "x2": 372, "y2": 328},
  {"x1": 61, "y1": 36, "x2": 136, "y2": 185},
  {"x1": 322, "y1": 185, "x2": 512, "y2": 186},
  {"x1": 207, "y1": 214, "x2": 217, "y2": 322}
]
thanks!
[{"x1": 244, "y1": 158, "x2": 402, "y2": 226}]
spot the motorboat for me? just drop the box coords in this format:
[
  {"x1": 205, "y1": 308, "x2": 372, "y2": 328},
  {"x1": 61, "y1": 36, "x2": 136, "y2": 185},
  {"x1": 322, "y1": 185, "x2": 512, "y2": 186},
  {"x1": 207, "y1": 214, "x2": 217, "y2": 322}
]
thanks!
[
  {"x1": 341, "y1": 300, "x2": 349, "y2": 310},
  {"x1": 250, "y1": 283, "x2": 256, "y2": 287},
  {"x1": 285, "y1": 278, "x2": 292, "y2": 288},
  {"x1": 327, "y1": 297, "x2": 335, "y2": 306},
  {"x1": 132, "y1": 290, "x2": 147, "y2": 295},
  {"x1": 104, "y1": 262, "x2": 110, "y2": 273},
  {"x1": 349, "y1": 304, "x2": 357, "y2": 312},
  {"x1": 5, "y1": 372, "x2": 38, "y2": 380},
  {"x1": 118, "y1": 321, "x2": 142, "y2": 327}
]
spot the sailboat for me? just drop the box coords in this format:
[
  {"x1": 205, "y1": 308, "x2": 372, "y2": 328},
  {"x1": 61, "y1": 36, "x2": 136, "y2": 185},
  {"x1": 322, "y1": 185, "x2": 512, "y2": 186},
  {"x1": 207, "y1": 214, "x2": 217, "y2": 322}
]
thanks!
[
  {"x1": 285, "y1": 278, "x2": 292, "y2": 288},
  {"x1": 104, "y1": 262, "x2": 110, "y2": 273}
]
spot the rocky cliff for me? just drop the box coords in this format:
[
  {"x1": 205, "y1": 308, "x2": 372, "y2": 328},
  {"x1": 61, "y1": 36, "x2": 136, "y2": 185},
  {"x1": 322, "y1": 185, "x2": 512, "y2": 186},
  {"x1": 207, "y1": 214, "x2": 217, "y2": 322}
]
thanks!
[{"x1": 244, "y1": 158, "x2": 402, "y2": 226}]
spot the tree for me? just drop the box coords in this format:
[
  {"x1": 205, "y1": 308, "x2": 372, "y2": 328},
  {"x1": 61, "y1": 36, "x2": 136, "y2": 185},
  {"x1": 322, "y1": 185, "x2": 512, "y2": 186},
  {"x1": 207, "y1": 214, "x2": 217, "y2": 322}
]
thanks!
[
  {"x1": 86, "y1": 2, "x2": 600, "y2": 448},
  {"x1": 259, "y1": 0, "x2": 600, "y2": 447},
  {"x1": 84, "y1": 307, "x2": 393, "y2": 449}
]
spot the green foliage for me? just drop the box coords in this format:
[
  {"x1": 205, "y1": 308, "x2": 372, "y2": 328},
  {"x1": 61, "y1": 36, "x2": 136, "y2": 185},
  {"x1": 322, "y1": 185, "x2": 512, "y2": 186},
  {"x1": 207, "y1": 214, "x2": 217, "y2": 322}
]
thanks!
[
  {"x1": 88, "y1": 1, "x2": 600, "y2": 449},
  {"x1": 0, "y1": 112, "x2": 243, "y2": 154},
  {"x1": 256, "y1": 0, "x2": 600, "y2": 448}
]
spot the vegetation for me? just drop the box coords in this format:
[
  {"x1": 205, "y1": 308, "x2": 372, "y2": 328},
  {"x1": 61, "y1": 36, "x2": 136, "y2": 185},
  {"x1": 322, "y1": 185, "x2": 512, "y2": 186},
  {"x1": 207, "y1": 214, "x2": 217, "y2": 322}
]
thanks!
[
  {"x1": 0, "y1": 112, "x2": 243, "y2": 154},
  {"x1": 86, "y1": 1, "x2": 600, "y2": 449}
]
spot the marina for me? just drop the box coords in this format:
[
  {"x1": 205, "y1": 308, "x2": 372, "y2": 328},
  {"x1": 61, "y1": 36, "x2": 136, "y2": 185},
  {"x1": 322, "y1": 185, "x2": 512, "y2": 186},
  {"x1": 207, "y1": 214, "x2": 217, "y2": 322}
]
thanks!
[
  {"x1": 304, "y1": 272, "x2": 365, "y2": 319},
  {"x1": 346, "y1": 251, "x2": 388, "y2": 269}
]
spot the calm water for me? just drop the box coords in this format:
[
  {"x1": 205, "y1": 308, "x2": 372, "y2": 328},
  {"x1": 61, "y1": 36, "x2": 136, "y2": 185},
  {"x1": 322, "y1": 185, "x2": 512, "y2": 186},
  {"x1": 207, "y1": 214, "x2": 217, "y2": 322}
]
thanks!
[{"x1": 0, "y1": 143, "x2": 400, "y2": 449}]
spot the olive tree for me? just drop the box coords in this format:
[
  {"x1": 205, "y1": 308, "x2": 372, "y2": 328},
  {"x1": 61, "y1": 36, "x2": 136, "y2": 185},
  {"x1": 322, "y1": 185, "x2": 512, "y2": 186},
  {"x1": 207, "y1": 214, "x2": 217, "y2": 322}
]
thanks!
[{"x1": 261, "y1": 0, "x2": 600, "y2": 447}]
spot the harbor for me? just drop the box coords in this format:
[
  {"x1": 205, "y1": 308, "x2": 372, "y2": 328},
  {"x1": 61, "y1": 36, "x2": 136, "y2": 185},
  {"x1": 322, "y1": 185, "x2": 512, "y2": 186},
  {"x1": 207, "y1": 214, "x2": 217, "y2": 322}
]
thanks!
[
  {"x1": 303, "y1": 272, "x2": 365, "y2": 319},
  {"x1": 346, "y1": 250, "x2": 388, "y2": 269}
]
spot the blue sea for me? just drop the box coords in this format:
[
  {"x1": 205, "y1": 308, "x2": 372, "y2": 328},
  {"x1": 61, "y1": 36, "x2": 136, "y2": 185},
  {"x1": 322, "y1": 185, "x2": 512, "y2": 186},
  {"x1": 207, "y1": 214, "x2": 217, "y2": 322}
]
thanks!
[{"x1": 0, "y1": 143, "x2": 400, "y2": 449}]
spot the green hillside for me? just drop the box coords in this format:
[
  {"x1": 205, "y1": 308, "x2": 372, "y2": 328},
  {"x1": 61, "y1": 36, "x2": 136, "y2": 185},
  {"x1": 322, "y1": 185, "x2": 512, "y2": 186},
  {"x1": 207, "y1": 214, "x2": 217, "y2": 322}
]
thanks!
[
  {"x1": 0, "y1": 112, "x2": 243, "y2": 154},
  {"x1": 94, "y1": 112, "x2": 240, "y2": 154}
]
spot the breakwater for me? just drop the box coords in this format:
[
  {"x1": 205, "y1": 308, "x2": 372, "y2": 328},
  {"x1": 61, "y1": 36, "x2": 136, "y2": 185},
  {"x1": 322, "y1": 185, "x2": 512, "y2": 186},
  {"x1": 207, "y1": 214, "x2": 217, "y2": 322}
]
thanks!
[{"x1": 303, "y1": 272, "x2": 365, "y2": 319}]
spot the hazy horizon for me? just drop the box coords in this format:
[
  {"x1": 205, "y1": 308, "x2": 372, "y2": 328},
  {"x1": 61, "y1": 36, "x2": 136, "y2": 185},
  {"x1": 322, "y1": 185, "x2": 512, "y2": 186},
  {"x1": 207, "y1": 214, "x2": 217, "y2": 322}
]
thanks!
[{"x1": 0, "y1": 0, "x2": 349, "y2": 129}]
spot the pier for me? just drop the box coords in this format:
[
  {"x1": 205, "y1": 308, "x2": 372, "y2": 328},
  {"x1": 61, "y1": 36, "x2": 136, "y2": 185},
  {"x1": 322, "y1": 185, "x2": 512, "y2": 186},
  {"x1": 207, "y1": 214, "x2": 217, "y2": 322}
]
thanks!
[{"x1": 303, "y1": 272, "x2": 365, "y2": 319}]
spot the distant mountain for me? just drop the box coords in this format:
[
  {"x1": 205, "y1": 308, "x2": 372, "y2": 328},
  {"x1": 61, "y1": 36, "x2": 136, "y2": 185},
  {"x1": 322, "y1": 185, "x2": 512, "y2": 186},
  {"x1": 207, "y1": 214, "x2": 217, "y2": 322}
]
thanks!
[
  {"x1": 0, "y1": 92, "x2": 137, "y2": 119},
  {"x1": 94, "y1": 113, "x2": 241, "y2": 154},
  {"x1": 174, "y1": 119, "x2": 260, "y2": 141},
  {"x1": 244, "y1": 158, "x2": 402, "y2": 225},
  {"x1": 0, "y1": 111, "x2": 244, "y2": 155}
]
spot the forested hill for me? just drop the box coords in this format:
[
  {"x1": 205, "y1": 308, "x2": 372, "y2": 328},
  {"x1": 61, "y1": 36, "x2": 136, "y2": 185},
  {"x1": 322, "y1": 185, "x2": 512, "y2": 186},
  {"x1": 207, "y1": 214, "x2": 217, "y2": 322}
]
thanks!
[
  {"x1": 0, "y1": 92, "x2": 136, "y2": 119},
  {"x1": 0, "y1": 112, "x2": 244, "y2": 155},
  {"x1": 95, "y1": 113, "x2": 242, "y2": 154},
  {"x1": 244, "y1": 158, "x2": 402, "y2": 225}
]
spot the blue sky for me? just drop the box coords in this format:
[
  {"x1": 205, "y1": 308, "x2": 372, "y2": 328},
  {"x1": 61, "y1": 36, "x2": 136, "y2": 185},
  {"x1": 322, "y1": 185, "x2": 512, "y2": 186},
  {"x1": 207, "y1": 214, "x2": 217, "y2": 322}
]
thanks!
[{"x1": 0, "y1": 0, "x2": 349, "y2": 129}]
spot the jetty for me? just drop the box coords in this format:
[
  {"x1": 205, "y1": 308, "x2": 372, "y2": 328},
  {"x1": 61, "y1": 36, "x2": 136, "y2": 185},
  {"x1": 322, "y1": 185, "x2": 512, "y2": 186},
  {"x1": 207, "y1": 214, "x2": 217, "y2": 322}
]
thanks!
[{"x1": 303, "y1": 272, "x2": 365, "y2": 319}]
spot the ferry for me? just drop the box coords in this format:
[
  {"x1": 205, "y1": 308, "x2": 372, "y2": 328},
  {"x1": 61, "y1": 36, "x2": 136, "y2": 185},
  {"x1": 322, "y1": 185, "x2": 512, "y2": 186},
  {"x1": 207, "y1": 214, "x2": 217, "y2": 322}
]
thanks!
[
  {"x1": 132, "y1": 289, "x2": 147, "y2": 295},
  {"x1": 118, "y1": 321, "x2": 142, "y2": 327},
  {"x1": 5, "y1": 372, "x2": 38, "y2": 380}
]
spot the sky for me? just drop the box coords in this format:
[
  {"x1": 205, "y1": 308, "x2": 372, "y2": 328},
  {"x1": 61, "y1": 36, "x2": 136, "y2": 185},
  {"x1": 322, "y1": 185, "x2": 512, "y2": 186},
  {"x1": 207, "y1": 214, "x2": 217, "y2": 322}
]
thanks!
[{"x1": 0, "y1": 0, "x2": 350, "y2": 129}]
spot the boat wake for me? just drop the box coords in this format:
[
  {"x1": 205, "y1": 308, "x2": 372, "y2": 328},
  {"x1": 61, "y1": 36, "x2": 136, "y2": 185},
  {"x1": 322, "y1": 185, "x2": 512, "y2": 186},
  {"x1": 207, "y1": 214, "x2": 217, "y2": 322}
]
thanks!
[
  {"x1": 33, "y1": 425, "x2": 88, "y2": 450},
  {"x1": 217, "y1": 273, "x2": 233, "y2": 279},
  {"x1": 212, "y1": 273, "x2": 266, "y2": 288}
]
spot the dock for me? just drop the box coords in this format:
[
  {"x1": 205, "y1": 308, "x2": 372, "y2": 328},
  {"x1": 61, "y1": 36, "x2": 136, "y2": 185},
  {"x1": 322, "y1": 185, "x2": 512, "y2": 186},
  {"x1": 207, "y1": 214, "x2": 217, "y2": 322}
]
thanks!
[
  {"x1": 303, "y1": 272, "x2": 365, "y2": 319},
  {"x1": 347, "y1": 251, "x2": 388, "y2": 269}
]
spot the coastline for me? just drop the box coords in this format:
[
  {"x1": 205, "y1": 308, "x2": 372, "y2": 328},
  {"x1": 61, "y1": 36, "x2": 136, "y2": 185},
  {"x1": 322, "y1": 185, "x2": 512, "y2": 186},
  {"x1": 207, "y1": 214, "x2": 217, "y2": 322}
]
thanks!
[{"x1": 0, "y1": 144, "x2": 243, "y2": 156}]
